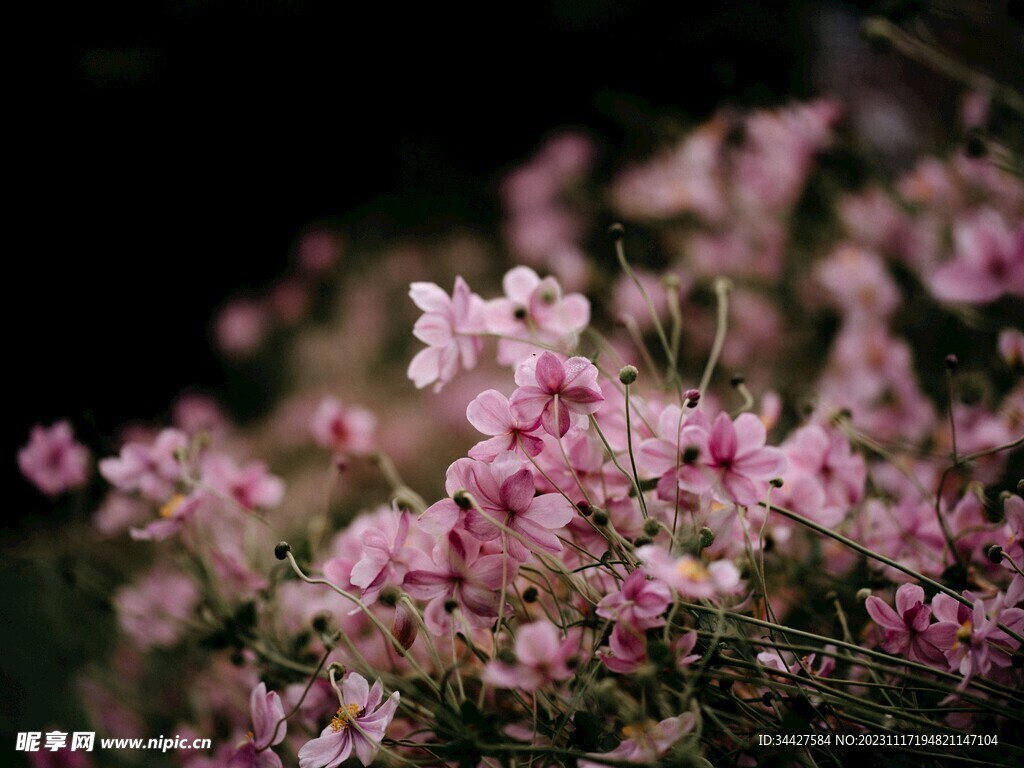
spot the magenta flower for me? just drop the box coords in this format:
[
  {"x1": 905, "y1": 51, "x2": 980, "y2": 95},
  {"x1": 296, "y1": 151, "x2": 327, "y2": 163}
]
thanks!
[
  {"x1": 578, "y1": 713, "x2": 697, "y2": 768},
  {"x1": 636, "y1": 405, "x2": 713, "y2": 500},
  {"x1": 865, "y1": 584, "x2": 949, "y2": 667},
  {"x1": 466, "y1": 389, "x2": 544, "y2": 461},
  {"x1": 596, "y1": 569, "x2": 672, "y2": 631},
  {"x1": 705, "y1": 412, "x2": 786, "y2": 506},
  {"x1": 18, "y1": 420, "x2": 91, "y2": 496},
  {"x1": 228, "y1": 682, "x2": 286, "y2": 768},
  {"x1": 932, "y1": 593, "x2": 1024, "y2": 680},
  {"x1": 100, "y1": 428, "x2": 189, "y2": 502},
  {"x1": 509, "y1": 352, "x2": 604, "y2": 438},
  {"x1": 349, "y1": 510, "x2": 429, "y2": 606},
  {"x1": 403, "y1": 528, "x2": 514, "y2": 635},
  {"x1": 459, "y1": 451, "x2": 576, "y2": 561},
  {"x1": 782, "y1": 424, "x2": 865, "y2": 509},
  {"x1": 298, "y1": 673, "x2": 399, "y2": 768},
  {"x1": 407, "y1": 276, "x2": 487, "y2": 392},
  {"x1": 483, "y1": 621, "x2": 580, "y2": 690},
  {"x1": 310, "y1": 397, "x2": 376, "y2": 456}
]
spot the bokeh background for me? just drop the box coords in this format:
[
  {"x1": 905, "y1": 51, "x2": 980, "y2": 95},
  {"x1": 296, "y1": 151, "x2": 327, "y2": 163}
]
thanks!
[{"x1": 5, "y1": 0, "x2": 1022, "y2": 760}]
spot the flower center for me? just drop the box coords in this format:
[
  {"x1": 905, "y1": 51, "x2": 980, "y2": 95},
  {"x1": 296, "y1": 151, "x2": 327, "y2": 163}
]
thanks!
[
  {"x1": 621, "y1": 719, "x2": 657, "y2": 739},
  {"x1": 330, "y1": 703, "x2": 362, "y2": 732},
  {"x1": 954, "y1": 620, "x2": 973, "y2": 647},
  {"x1": 160, "y1": 494, "x2": 186, "y2": 519},
  {"x1": 676, "y1": 558, "x2": 709, "y2": 582}
]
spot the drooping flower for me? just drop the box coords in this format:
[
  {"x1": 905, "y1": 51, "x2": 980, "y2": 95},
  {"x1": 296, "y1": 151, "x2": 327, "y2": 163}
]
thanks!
[
  {"x1": 297, "y1": 674, "x2": 399, "y2": 768},
  {"x1": 18, "y1": 420, "x2": 91, "y2": 496},
  {"x1": 483, "y1": 621, "x2": 580, "y2": 690},
  {"x1": 509, "y1": 352, "x2": 604, "y2": 438},
  {"x1": 407, "y1": 276, "x2": 487, "y2": 392}
]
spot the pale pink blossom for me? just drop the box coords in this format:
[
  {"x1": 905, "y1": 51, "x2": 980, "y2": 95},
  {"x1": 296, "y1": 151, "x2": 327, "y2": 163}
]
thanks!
[
  {"x1": 310, "y1": 396, "x2": 376, "y2": 456},
  {"x1": 114, "y1": 567, "x2": 198, "y2": 649},
  {"x1": 296, "y1": 230, "x2": 342, "y2": 275},
  {"x1": 348, "y1": 510, "x2": 429, "y2": 606},
  {"x1": 18, "y1": 420, "x2": 91, "y2": 496},
  {"x1": 998, "y1": 328, "x2": 1024, "y2": 367},
  {"x1": 297, "y1": 674, "x2": 399, "y2": 768},
  {"x1": 932, "y1": 593, "x2": 1024, "y2": 680},
  {"x1": 815, "y1": 244, "x2": 901, "y2": 321},
  {"x1": 483, "y1": 621, "x2": 579, "y2": 690},
  {"x1": 100, "y1": 428, "x2": 188, "y2": 502},
  {"x1": 596, "y1": 568, "x2": 672, "y2": 631},
  {"x1": 579, "y1": 713, "x2": 697, "y2": 768},
  {"x1": 485, "y1": 266, "x2": 590, "y2": 365},
  {"x1": 509, "y1": 352, "x2": 604, "y2": 437},
  {"x1": 407, "y1": 276, "x2": 487, "y2": 391},
  {"x1": 214, "y1": 298, "x2": 268, "y2": 358},
  {"x1": 636, "y1": 405, "x2": 713, "y2": 501},
  {"x1": 466, "y1": 389, "x2": 543, "y2": 461}
]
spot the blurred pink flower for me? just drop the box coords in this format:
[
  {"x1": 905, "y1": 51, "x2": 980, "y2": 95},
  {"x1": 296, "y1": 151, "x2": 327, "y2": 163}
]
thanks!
[
  {"x1": 228, "y1": 682, "x2": 286, "y2": 768},
  {"x1": 637, "y1": 545, "x2": 741, "y2": 600},
  {"x1": 114, "y1": 567, "x2": 198, "y2": 650},
  {"x1": 214, "y1": 298, "x2": 268, "y2": 358},
  {"x1": 18, "y1": 420, "x2": 91, "y2": 496},
  {"x1": 100, "y1": 428, "x2": 188, "y2": 502},
  {"x1": 202, "y1": 454, "x2": 284, "y2": 511},
  {"x1": 310, "y1": 396, "x2": 376, "y2": 456},
  {"x1": 929, "y1": 209, "x2": 1024, "y2": 303},
  {"x1": 596, "y1": 568, "x2": 671, "y2": 631},
  {"x1": 483, "y1": 621, "x2": 579, "y2": 690},
  {"x1": 297, "y1": 674, "x2": 399, "y2": 768},
  {"x1": 706, "y1": 412, "x2": 786, "y2": 506}
]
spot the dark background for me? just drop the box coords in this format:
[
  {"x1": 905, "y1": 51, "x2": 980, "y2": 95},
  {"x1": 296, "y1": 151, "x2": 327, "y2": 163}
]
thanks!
[{"x1": 9, "y1": 1, "x2": 819, "y2": 524}]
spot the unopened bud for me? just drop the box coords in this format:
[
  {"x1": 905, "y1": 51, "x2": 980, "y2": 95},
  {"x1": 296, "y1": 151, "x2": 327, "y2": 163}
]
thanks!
[
  {"x1": 945, "y1": 354, "x2": 959, "y2": 371},
  {"x1": 619, "y1": 365, "x2": 638, "y2": 385},
  {"x1": 522, "y1": 586, "x2": 539, "y2": 603},
  {"x1": 454, "y1": 490, "x2": 472, "y2": 509},
  {"x1": 274, "y1": 541, "x2": 292, "y2": 560},
  {"x1": 390, "y1": 603, "x2": 418, "y2": 651},
  {"x1": 770, "y1": 477, "x2": 784, "y2": 488},
  {"x1": 856, "y1": 588, "x2": 872, "y2": 602},
  {"x1": 642, "y1": 518, "x2": 661, "y2": 537},
  {"x1": 380, "y1": 586, "x2": 401, "y2": 607},
  {"x1": 634, "y1": 536, "x2": 653, "y2": 547},
  {"x1": 607, "y1": 223, "x2": 625, "y2": 242},
  {"x1": 312, "y1": 613, "x2": 330, "y2": 633},
  {"x1": 987, "y1": 544, "x2": 1005, "y2": 565},
  {"x1": 730, "y1": 375, "x2": 745, "y2": 388},
  {"x1": 1017, "y1": 479, "x2": 1023, "y2": 497},
  {"x1": 682, "y1": 445, "x2": 701, "y2": 465},
  {"x1": 443, "y1": 599, "x2": 459, "y2": 614},
  {"x1": 497, "y1": 648, "x2": 517, "y2": 665},
  {"x1": 577, "y1": 500, "x2": 592, "y2": 517},
  {"x1": 591, "y1": 509, "x2": 609, "y2": 526},
  {"x1": 698, "y1": 526, "x2": 715, "y2": 550},
  {"x1": 684, "y1": 389, "x2": 700, "y2": 407},
  {"x1": 328, "y1": 662, "x2": 347, "y2": 677}
]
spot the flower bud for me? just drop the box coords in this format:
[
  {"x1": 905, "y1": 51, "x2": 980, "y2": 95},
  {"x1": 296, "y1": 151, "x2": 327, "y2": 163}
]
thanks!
[
  {"x1": 274, "y1": 541, "x2": 291, "y2": 560},
  {"x1": 591, "y1": 509, "x2": 609, "y2": 526},
  {"x1": 944, "y1": 353, "x2": 959, "y2": 371},
  {"x1": 619, "y1": 365, "x2": 639, "y2": 385},
  {"x1": 522, "y1": 586, "x2": 539, "y2": 603},
  {"x1": 698, "y1": 527, "x2": 715, "y2": 550},
  {"x1": 577, "y1": 500, "x2": 592, "y2": 517},
  {"x1": 380, "y1": 586, "x2": 401, "y2": 607},
  {"x1": 856, "y1": 588, "x2": 872, "y2": 602},
  {"x1": 454, "y1": 490, "x2": 473, "y2": 509},
  {"x1": 607, "y1": 223, "x2": 625, "y2": 242},
  {"x1": 444, "y1": 599, "x2": 459, "y2": 614},
  {"x1": 986, "y1": 544, "x2": 1004, "y2": 564},
  {"x1": 642, "y1": 518, "x2": 661, "y2": 537},
  {"x1": 684, "y1": 388, "x2": 700, "y2": 407},
  {"x1": 390, "y1": 602, "x2": 418, "y2": 652}
]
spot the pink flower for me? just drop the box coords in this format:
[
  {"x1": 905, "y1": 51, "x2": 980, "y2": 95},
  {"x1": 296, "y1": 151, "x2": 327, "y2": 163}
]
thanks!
[
  {"x1": 509, "y1": 352, "x2": 604, "y2": 438},
  {"x1": 407, "y1": 276, "x2": 487, "y2": 392},
  {"x1": 485, "y1": 266, "x2": 590, "y2": 366},
  {"x1": 403, "y1": 529, "x2": 514, "y2": 635},
  {"x1": 864, "y1": 584, "x2": 948, "y2": 666},
  {"x1": 636, "y1": 405, "x2": 713, "y2": 500},
  {"x1": 298, "y1": 674, "x2": 399, "y2": 768},
  {"x1": 18, "y1": 420, "x2": 91, "y2": 496},
  {"x1": 998, "y1": 328, "x2": 1024, "y2": 367},
  {"x1": 456, "y1": 451, "x2": 576, "y2": 561},
  {"x1": 349, "y1": 510, "x2": 428, "y2": 606},
  {"x1": 596, "y1": 569, "x2": 672, "y2": 631},
  {"x1": 214, "y1": 298, "x2": 268, "y2": 358},
  {"x1": 465, "y1": 389, "x2": 544, "y2": 462},
  {"x1": 637, "y1": 545, "x2": 742, "y2": 600},
  {"x1": 228, "y1": 682, "x2": 286, "y2": 768},
  {"x1": 483, "y1": 621, "x2": 580, "y2": 690},
  {"x1": 705, "y1": 412, "x2": 786, "y2": 506},
  {"x1": 202, "y1": 454, "x2": 284, "y2": 511},
  {"x1": 99, "y1": 428, "x2": 188, "y2": 502},
  {"x1": 578, "y1": 713, "x2": 697, "y2": 768},
  {"x1": 929, "y1": 209, "x2": 1024, "y2": 303},
  {"x1": 310, "y1": 396, "x2": 376, "y2": 456},
  {"x1": 114, "y1": 567, "x2": 198, "y2": 650},
  {"x1": 932, "y1": 593, "x2": 1024, "y2": 680},
  {"x1": 782, "y1": 424, "x2": 865, "y2": 509}
]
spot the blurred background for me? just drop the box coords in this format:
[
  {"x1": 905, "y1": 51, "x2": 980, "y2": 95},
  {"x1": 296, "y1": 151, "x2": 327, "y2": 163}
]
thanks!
[{"x1": 4, "y1": 0, "x2": 1022, "y2": 758}]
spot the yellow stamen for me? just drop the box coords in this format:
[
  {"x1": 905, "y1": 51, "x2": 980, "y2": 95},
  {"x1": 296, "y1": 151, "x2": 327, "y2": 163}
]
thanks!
[
  {"x1": 160, "y1": 494, "x2": 186, "y2": 518},
  {"x1": 954, "y1": 620, "x2": 973, "y2": 647},
  {"x1": 330, "y1": 703, "x2": 361, "y2": 732},
  {"x1": 676, "y1": 558, "x2": 709, "y2": 582},
  {"x1": 621, "y1": 719, "x2": 657, "y2": 739}
]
